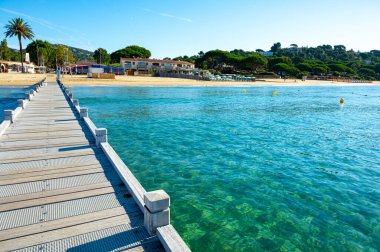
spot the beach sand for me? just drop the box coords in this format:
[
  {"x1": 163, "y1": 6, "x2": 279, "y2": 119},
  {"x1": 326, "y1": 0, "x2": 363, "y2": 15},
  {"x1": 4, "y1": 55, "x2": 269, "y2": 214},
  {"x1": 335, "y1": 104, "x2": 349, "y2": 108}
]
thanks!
[
  {"x1": 1, "y1": 73, "x2": 379, "y2": 87},
  {"x1": 0, "y1": 73, "x2": 47, "y2": 86}
]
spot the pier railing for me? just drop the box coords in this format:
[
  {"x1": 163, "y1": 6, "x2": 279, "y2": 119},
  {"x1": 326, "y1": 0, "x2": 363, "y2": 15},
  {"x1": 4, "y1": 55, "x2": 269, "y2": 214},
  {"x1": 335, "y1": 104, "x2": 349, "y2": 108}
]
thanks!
[
  {"x1": 57, "y1": 80, "x2": 191, "y2": 252},
  {"x1": 0, "y1": 78, "x2": 47, "y2": 137}
]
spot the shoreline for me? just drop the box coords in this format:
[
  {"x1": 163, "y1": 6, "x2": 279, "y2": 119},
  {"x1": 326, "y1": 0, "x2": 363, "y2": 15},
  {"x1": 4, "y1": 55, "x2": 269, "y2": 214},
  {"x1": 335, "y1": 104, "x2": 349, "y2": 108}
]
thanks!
[{"x1": 1, "y1": 73, "x2": 379, "y2": 87}]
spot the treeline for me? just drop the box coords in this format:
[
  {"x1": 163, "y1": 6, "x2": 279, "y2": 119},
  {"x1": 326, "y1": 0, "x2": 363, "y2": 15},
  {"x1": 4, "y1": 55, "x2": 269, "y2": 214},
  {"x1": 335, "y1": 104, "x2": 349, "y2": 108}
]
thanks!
[
  {"x1": 2, "y1": 35, "x2": 380, "y2": 80},
  {"x1": 0, "y1": 38, "x2": 76, "y2": 67},
  {"x1": 0, "y1": 39, "x2": 21, "y2": 61},
  {"x1": 171, "y1": 43, "x2": 380, "y2": 80}
]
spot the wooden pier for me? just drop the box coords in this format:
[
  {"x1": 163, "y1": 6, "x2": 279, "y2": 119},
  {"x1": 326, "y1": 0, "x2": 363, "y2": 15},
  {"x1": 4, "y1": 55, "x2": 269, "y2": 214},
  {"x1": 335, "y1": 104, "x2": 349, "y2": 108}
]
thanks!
[{"x1": 0, "y1": 80, "x2": 190, "y2": 251}]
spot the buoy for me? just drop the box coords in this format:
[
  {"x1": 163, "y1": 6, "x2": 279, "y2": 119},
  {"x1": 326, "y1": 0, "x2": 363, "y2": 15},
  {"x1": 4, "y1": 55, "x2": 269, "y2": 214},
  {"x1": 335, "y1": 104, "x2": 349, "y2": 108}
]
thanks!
[
  {"x1": 340, "y1": 98, "x2": 344, "y2": 104},
  {"x1": 242, "y1": 89, "x2": 247, "y2": 94},
  {"x1": 273, "y1": 91, "x2": 277, "y2": 96}
]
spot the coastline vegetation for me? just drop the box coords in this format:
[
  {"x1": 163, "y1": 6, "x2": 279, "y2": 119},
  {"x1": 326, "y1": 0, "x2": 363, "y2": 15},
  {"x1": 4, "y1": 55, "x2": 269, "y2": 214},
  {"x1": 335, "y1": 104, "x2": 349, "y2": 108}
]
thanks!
[
  {"x1": 1, "y1": 17, "x2": 379, "y2": 80},
  {"x1": 173, "y1": 43, "x2": 380, "y2": 80}
]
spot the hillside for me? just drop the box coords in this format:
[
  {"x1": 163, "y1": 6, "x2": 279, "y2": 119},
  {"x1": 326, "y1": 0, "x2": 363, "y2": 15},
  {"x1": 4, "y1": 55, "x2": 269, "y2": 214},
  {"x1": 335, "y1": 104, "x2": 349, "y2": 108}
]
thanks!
[
  {"x1": 54, "y1": 44, "x2": 94, "y2": 61},
  {"x1": 9, "y1": 45, "x2": 94, "y2": 61}
]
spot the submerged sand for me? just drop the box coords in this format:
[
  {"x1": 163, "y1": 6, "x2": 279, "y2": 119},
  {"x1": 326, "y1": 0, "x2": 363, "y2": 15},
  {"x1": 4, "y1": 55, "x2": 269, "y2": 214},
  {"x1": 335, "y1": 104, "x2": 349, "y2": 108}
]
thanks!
[{"x1": 1, "y1": 73, "x2": 379, "y2": 87}]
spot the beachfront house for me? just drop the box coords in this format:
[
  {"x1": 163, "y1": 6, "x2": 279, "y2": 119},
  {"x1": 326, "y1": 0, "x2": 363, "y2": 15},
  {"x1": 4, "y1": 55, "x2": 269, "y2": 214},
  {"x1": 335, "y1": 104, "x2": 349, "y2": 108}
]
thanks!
[
  {"x1": 0, "y1": 60, "x2": 35, "y2": 73},
  {"x1": 120, "y1": 58, "x2": 195, "y2": 76}
]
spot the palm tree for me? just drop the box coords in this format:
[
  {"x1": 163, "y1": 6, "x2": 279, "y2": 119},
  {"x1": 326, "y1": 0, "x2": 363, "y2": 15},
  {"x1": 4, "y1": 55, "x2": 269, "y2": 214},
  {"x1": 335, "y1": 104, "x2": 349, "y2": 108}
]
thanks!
[{"x1": 4, "y1": 18, "x2": 34, "y2": 72}]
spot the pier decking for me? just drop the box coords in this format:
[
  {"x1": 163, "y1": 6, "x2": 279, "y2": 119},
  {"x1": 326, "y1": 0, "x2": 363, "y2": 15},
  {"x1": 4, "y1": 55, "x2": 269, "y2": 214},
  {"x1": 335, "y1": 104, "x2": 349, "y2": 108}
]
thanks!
[{"x1": 0, "y1": 81, "x2": 190, "y2": 251}]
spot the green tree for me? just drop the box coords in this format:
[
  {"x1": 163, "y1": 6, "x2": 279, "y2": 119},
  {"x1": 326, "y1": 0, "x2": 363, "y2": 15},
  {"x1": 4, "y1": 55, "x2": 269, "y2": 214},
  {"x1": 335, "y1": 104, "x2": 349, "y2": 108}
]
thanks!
[
  {"x1": 312, "y1": 65, "x2": 329, "y2": 75},
  {"x1": 374, "y1": 64, "x2": 380, "y2": 74},
  {"x1": 358, "y1": 68, "x2": 376, "y2": 77},
  {"x1": 26, "y1": 40, "x2": 54, "y2": 66},
  {"x1": 239, "y1": 53, "x2": 267, "y2": 71},
  {"x1": 0, "y1": 39, "x2": 10, "y2": 60},
  {"x1": 55, "y1": 45, "x2": 74, "y2": 66},
  {"x1": 296, "y1": 63, "x2": 313, "y2": 72},
  {"x1": 273, "y1": 63, "x2": 299, "y2": 76},
  {"x1": 93, "y1": 48, "x2": 110, "y2": 64},
  {"x1": 4, "y1": 18, "x2": 34, "y2": 72},
  {"x1": 268, "y1": 56, "x2": 292, "y2": 70},
  {"x1": 270, "y1": 42, "x2": 281, "y2": 53},
  {"x1": 110, "y1": 45, "x2": 151, "y2": 63},
  {"x1": 328, "y1": 63, "x2": 354, "y2": 74}
]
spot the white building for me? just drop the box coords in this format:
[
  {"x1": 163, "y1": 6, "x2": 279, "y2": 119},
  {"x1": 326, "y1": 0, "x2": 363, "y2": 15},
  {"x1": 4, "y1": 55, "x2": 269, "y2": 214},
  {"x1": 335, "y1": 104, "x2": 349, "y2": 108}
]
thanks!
[
  {"x1": 120, "y1": 58, "x2": 195, "y2": 75},
  {"x1": 258, "y1": 51, "x2": 274, "y2": 57}
]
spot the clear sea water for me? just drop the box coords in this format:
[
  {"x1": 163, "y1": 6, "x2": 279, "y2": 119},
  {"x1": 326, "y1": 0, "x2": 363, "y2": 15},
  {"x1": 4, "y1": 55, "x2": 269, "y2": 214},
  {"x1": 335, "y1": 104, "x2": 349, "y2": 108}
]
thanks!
[
  {"x1": 72, "y1": 85, "x2": 380, "y2": 251},
  {"x1": 0, "y1": 86, "x2": 29, "y2": 121}
]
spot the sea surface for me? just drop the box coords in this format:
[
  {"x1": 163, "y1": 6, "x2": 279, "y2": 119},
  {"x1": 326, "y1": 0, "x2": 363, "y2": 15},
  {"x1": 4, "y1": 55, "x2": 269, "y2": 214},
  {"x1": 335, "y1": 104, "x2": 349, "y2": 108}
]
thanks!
[
  {"x1": 3, "y1": 84, "x2": 377, "y2": 251},
  {"x1": 0, "y1": 86, "x2": 29, "y2": 121}
]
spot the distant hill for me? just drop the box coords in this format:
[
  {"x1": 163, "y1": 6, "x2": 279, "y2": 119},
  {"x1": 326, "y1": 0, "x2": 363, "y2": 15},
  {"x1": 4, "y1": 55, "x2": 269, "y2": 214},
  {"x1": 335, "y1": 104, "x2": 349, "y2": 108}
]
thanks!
[
  {"x1": 54, "y1": 44, "x2": 94, "y2": 61},
  {"x1": 9, "y1": 45, "x2": 94, "y2": 61}
]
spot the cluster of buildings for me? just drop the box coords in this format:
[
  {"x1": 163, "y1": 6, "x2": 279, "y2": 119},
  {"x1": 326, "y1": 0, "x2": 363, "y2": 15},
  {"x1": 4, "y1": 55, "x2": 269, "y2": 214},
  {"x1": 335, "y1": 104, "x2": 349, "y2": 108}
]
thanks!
[
  {"x1": 69, "y1": 58, "x2": 197, "y2": 78},
  {"x1": 1, "y1": 55, "x2": 202, "y2": 79},
  {"x1": 120, "y1": 58, "x2": 195, "y2": 75}
]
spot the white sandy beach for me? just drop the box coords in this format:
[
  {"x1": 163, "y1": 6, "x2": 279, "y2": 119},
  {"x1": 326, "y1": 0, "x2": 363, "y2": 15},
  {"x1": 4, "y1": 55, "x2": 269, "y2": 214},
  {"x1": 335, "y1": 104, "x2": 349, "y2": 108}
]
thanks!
[{"x1": 0, "y1": 73, "x2": 379, "y2": 87}]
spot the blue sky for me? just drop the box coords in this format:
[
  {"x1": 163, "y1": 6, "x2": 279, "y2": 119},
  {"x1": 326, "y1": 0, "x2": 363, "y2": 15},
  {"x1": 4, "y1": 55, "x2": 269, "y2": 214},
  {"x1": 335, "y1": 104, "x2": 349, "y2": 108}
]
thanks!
[{"x1": 0, "y1": 0, "x2": 379, "y2": 58}]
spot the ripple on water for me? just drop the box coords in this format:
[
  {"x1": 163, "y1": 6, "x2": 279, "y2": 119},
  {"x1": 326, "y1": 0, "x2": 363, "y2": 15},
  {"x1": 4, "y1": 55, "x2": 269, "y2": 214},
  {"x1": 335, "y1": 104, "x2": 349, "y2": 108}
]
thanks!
[{"x1": 74, "y1": 85, "x2": 380, "y2": 251}]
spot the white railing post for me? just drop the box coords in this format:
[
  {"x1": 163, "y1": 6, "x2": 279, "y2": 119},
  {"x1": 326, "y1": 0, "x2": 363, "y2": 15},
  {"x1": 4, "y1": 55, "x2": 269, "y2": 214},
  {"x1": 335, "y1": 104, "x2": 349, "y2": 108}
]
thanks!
[
  {"x1": 17, "y1": 99, "x2": 26, "y2": 109},
  {"x1": 144, "y1": 190, "x2": 170, "y2": 235},
  {"x1": 4, "y1": 110, "x2": 15, "y2": 123},
  {"x1": 73, "y1": 99, "x2": 79, "y2": 106},
  {"x1": 95, "y1": 128, "x2": 107, "y2": 146},
  {"x1": 80, "y1": 108, "x2": 88, "y2": 119},
  {"x1": 25, "y1": 92, "x2": 32, "y2": 101}
]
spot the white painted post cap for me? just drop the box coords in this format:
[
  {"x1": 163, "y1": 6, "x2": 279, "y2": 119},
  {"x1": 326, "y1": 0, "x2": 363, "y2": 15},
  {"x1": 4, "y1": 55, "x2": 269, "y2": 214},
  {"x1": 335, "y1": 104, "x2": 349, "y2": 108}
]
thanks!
[
  {"x1": 80, "y1": 107, "x2": 88, "y2": 118},
  {"x1": 17, "y1": 99, "x2": 25, "y2": 108},
  {"x1": 25, "y1": 93, "x2": 31, "y2": 101},
  {"x1": 95, "y1": 128, "x2": 107, "y2": 136},
  {"x1": 73, "y1": 99, "x2": 79, "y2": 106},
  {"x1": 95, "y1": 128, "x2": 107, "y2": 146},
  {"x1": 4, "y1": 110, "x2": 15, "y2": 122},
  {"x1": 144, "y1": 190, "x2": 170, "y2": 213}
]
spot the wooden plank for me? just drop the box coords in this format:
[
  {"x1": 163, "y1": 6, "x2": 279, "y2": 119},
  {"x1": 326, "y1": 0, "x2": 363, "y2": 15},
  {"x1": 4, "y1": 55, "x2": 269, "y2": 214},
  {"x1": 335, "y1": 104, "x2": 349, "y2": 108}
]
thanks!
[
  {"x1": 0, "y1": 133, "x2": 87, "y2": 142},
  {"x1": 0, "y1": 141, "x2": 93, "y2": 152},
  {"x1": 0, "y1": 167, "x2": 104, "y2": 185},
  {"x1": 0, "y1": 206, "x2": 140, "y2": 242},
  {"x1": 3, "y1": 128, "x2": 90, "y2": 137},
  {"x1": 0, "y1": 158, "x2": 106, "y2": 176},
  {"x1": 0, "y1": 147, "x2": 97, "y2": 164},
  {"x1": 0, "y1": 186, "x2": 121, "y2": 212},
  {"x1": 4, "y1": 126, "x2": 83, "y2": 134},
  {"x1": 0, "y1": 162, "x2": 105, "y2": 179},
  {"x1": 0, "y1": 214, "x2": 138, "y2": 251},
  {"x1": 0, "y1": 181, "x2": 116, "y2": 204}
]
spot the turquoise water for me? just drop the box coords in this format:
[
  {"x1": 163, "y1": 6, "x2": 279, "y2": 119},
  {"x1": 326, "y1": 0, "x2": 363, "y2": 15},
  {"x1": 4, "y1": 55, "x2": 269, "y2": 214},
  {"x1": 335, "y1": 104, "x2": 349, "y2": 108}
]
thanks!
[
  {"x1": 74, "y1": 85, "x2": 380, "y2": 251},
  {"x1": 0, "y1": 86, "x2": 29, "y2": 121}
]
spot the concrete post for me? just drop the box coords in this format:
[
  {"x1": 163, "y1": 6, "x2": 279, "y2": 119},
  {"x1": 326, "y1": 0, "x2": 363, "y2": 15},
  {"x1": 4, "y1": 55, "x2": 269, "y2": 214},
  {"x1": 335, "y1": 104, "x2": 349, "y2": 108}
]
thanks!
[
  {"x1": 30, "y1": 90, "x2": 35, "y2": 96},
  {"x1": 144, "y1": 190, "x2": 170, "y2": 235},
  {"x1": 4, "y1": 110, "x2": 15, "y2": 123},
  {"x1": 95, "y1": 128, "x2": 107, "y2": 146},
  {"x1": 68, "y1": 92, "x2": 73, "y2": 99},
  {"x1": 25, "y1": 92, "x2": 32, "y2": 101},
  {"x1": 17, "y1": 99, "x2": 26, "y2": 109},
  {"x1": 73, "y1": 99, "x2": 79, "y2": 106},
  {"x1": 80, "y1": 108, "x2": 88, "y2": 118}
]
